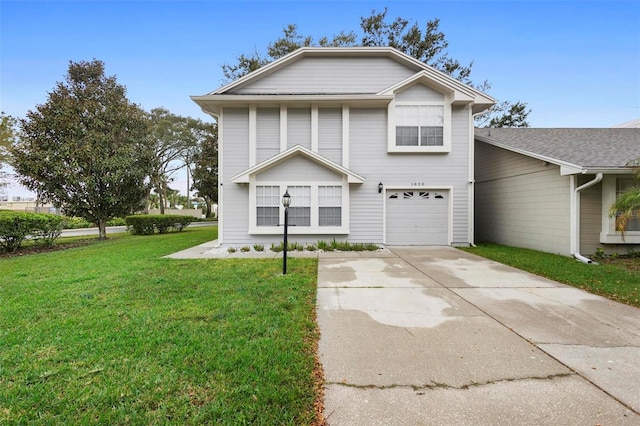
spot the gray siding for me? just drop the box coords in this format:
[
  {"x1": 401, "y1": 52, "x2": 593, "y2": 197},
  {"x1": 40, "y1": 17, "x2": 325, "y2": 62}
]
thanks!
[
  {"x1": 348, "y1": 105, "x2": 471, "y2": 244},
  {"x1": 256, "y1": 156, "x2": 342, "y2": 182},
  {"x1": 474, "y1": 142, "x2": 571, "y2": 255},
  {"x1": 395, "y1": 84, "x2": 444, "y2": 102},
  {"x1": 256, "y1": 108, "x2": 280, "y2": 163},
  {"x1": 221, "y1": 108, "x2": 250, "y2": 244},
  {"x1": 318, "y1": 108, "x2": 342, "y2": 164},
  {"x1": 287, "y1": 108, "x2": 311, "y2": 150},
  {"x1": 231, "y1": 57, "x2": 415, "y2": 94}
]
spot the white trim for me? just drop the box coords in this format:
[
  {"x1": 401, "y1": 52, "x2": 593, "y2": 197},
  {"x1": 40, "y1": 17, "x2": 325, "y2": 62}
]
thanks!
[
  {"x1": 248, "y1": 179, "x2": 350, "y2": 235},
  {"x1": 383, "y1": 185, "x2": 454, "y2": 245},
  {"x1": 248, "y1": 104, "x2": 256, "y2": 167},
  {"x1": 280, "y1": 105, "x2": 287, "y2": 152},
  {"x1": 388, "y1": 100, "x2": 452, "y2": 153},
  {"x1": 311, "y1": 104, "x2": 318, "y2": 152},
  {"x1": 600, "y1": 174, "x2": 640, "y2": 244},
  {"x1": 218, "y1": 107, "x2": 225, "y2": 245},
  {"x1": 230, "y1": 145, "x2": 366, "y2": 184},
  {"x1": 342, "y1": 105, "x2": 349, "y2": 167},
  {"x1": 468, "y1": 105, "x2": 475, "y2": 246}
]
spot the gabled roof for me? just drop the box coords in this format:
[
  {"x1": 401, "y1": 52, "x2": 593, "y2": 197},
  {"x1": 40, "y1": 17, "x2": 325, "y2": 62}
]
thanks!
[
  {"x1": 230, "y1": 145, "x2": 366, "y2": 184},
  {"x1": 191, "y1": 47, "x2": 495, "y2": 116},
  {"x1": 378, "y1": 70, "x2": 495, "y2": 114},
  {"x1": 475, "y1": 128, "x2": 640, "y2": 175}
]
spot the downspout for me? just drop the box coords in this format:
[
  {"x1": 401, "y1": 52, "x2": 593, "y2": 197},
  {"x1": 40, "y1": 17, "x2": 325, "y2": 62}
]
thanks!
[{"x1": 572, "y1": 173, "x2": 603, "y2": 264}]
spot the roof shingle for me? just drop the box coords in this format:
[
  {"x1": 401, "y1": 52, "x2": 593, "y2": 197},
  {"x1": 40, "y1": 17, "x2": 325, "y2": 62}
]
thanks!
[{"x1": 474, "y1": 128, "x2": 640, "y2": 169}]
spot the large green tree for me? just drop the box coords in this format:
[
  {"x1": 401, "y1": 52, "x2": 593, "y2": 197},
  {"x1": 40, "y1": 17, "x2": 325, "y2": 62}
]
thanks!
[
  {"x1": 222, "y1": 8, "x2": 530, "y2": 127},
  {"x1": 12, "y1": 60, "x2": 153, "y2": 239},
  {"x1": 147, "y1": 108, "x2": 213, "y2": 213},
  {"x1": 190, "y1": 123, "x2": 218, "y2": 218}
]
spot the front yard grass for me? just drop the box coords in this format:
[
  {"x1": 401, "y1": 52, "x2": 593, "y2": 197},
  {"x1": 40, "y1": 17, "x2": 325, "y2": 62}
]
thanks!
[
  {"x1": 0, "y1": 227, "x2": 321, "y2": 424},
  {"x1": 462, "y1": 243, "x2": 640, "y2": 308}
]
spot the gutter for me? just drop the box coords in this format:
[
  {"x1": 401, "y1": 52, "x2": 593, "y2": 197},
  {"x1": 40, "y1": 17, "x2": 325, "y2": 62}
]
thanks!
[{"x1": 572, "y1": 173, "x2": 603, "y2": 264}]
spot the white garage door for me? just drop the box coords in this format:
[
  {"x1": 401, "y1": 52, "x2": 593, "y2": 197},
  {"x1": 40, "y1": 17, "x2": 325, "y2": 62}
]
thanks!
[{"x1": 386, "y1": 189, "x2": 449, "y2": 245}]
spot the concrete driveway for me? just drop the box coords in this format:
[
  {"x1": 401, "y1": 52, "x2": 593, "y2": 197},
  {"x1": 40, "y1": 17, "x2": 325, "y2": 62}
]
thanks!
[{"x1": 317, "y1": 247, "x2": 640, "y2": 425}]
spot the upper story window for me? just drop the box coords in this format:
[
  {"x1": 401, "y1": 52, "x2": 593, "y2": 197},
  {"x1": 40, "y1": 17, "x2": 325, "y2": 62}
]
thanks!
[
  {"x1": 395, "y1": 105, "x2": 444, "y2": 147},
  {"x1": 388, "y1": 102, "x2": 451, "y2": 153}
]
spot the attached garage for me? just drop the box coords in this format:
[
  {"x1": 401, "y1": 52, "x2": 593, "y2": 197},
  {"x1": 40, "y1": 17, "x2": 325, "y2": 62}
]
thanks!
[{"x1": 385, "y1": 189, "x2": 449, "y2": 245}]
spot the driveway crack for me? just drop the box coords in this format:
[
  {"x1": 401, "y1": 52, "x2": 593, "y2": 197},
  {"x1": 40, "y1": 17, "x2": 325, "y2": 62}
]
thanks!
[{"x1": 326, "y1": 372, "x2": 576, "y2": 392}]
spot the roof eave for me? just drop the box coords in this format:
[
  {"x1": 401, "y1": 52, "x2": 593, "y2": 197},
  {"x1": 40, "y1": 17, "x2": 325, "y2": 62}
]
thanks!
[{"x1": 191, "y1": 94, "x2": 395, "y2": 116}]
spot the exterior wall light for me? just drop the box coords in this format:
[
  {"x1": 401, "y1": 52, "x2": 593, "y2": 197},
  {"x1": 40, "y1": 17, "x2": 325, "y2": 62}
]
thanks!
[{"x1": 378, "y1": 182, "x2": 383, "y2": 194}]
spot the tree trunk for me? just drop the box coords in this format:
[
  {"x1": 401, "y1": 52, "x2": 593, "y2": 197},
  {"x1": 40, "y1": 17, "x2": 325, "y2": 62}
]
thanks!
[
  {"x1": 159, "y1": 190, "x2": 165, "y2": 214},
  {"x1": 97, "y1": 218, "x2": 108, "y2": 240},
  {"x1": 205, "y1": 198, "x2": 212, "y2": 218}
]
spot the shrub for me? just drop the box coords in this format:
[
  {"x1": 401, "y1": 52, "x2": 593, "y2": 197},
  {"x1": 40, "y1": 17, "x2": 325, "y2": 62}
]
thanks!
[
  {"x1": 253, "y1": 244, "x2": 265, "y2": 252},
  {"x1": 106, "y1": 217, "x2": 127, "y2": 226},
  {"x1": 63, "y1": 216, "x2": 93, "y2": 229},
  {"x1": 0, "y1": 211, "x2": 64, "y2": 252},
  {"x1": 240, "y1": 246, "x2": 251, "y2": 252},
  {"x1": 271, "y1": 242, "x2": 284, "y2": 253},
  {"x1": 125, "y1": 215, "x2": 192, "y2": 235},
  {"x1": 30, "y1": 214, "x2": 65, "y2": 247}
]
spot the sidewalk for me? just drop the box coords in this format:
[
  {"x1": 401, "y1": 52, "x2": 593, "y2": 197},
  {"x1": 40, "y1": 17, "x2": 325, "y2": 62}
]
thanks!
[{"x1": 317, "y1": 247, "x2": 640, "y2": 425}]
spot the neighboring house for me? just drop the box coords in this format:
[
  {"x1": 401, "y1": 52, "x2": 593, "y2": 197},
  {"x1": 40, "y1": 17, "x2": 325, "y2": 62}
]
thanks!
[
  {"x1": 192, "y1": 47, "x2": 495, "y2": 247},
  {"x1": 475, "y1": 128, "x2": 640, "y2": 259}
]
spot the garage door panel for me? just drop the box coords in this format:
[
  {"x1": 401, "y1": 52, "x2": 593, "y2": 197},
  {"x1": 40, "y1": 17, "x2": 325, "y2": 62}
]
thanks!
[{"x1": 386, "y1": 189, "x2": 449, "y2": 246}]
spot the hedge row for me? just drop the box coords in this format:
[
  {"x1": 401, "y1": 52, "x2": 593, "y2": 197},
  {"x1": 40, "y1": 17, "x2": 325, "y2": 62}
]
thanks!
[
  {"x1": 125, "y1": 215, "x2": 192, "y2": 235},
  {"x1": 0, "y1": 211, "x2": 65, "y2": 252}
]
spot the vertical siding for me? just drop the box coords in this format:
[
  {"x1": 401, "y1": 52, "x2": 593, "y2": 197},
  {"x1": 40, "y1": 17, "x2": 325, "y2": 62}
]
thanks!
[
  {"x1": 256, "y1": 108, "x2": 280, "y2": 163},
  {"x1": 232, "y1": 56, "x2": 415, "y2": 94},
  {"x1": 287, "y1": 108, "x2": 311, "y2": 149},
  {"x1": 474, "y1": 142, "x2": 571, "y2": 255},
  {"x1": 221, "y1": 108, "x2": 250, "y2": 244},
  {"x1": 318, "y1": 108, "x2": 342, "y2": 164}
]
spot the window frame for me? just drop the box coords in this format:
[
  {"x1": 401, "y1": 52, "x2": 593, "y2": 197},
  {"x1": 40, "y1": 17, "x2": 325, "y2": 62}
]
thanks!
[
  {"x1": 387, "y1": 100, "x2": 452, "y2": 153},
  {"x1": 600, "y1": 175, "x2": 640, "y2": 244},
  {"x1": 249, "y1": 178, "x2": 349, "y2": 235}
]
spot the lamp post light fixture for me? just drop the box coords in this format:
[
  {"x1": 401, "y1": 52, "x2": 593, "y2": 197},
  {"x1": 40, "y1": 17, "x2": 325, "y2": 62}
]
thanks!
[
  {"x1": 378, "y1": 182, "x2": 384, "y2": 194},
  {"x1": 282, "y1": 189, "x2": 291, "y2": 275}
]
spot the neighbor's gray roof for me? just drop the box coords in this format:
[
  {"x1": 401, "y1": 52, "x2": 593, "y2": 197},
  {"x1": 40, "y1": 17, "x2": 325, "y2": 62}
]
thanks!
[
  {"x1": 474, "y1": 128, "x2": 640, "y2": 170},
  {"x1": 613, "y1": 118, "x2": 640, "y2": 128}
]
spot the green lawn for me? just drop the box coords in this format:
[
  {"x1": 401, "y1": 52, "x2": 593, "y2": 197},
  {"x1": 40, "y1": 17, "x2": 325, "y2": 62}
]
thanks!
[
  {"x1": 462, "y1": 243, "x2": 640, "y2": 308},
  {"x1": 0, "y1": 227, "x2": 321, "y2": 425}
]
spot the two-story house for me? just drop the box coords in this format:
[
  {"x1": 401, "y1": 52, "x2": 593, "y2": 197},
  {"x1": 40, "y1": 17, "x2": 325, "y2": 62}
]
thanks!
[{"x1": 192, "y1": 47, "x2": 495, "y2": 247}]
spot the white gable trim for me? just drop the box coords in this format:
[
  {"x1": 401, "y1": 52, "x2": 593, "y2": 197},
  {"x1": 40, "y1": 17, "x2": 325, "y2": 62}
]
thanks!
[
  {"x1": 230, "y1": 144, "x2": 366, "y2": 184},
  {"x1": 378, "y1": 71, "x2": 494, "y2": 111}
]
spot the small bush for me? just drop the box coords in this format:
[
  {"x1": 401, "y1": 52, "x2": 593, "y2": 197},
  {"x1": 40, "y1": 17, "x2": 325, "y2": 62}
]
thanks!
[
  {"x1": 63, "y1": 216, "x2": 92, "y2": 229},
  {"x1": 253, "y1": 244, "x2": 265, "y2": 252},
  {"x1": 305, "y1": 244, "x2": 317, "y2": 252},
  {"x1": 227, "y1": 247, "x2": 237, "y2": 253},
  {"x1": 125, "y1": 215, "x2": 192, "y2": 235},
  {"x1": 271, "y1": 242, "x2": 284, "y2": 253},
  {"x1": 240, "y1": 246, "x2": 251, "y2": 252},
  {"x1": 106, "y1": 217, "x2": 127, "y2": 226},
  {"x1": 0, "y1": 211, "x2": 64, "y2": 252}
]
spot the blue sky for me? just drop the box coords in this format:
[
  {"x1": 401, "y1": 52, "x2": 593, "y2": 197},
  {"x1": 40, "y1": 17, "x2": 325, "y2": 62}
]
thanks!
[{"x1": 1, "y1": 0, "x2": 640, "y2": 196}]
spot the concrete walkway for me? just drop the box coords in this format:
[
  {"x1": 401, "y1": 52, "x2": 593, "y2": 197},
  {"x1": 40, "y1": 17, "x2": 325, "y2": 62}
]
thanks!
[{"x1": 317, "y1": 247, "x2": 640, "y2": 425}]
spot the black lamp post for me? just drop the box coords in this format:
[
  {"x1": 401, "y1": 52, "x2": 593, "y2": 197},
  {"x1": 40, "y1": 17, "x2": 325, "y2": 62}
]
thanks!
[{"x1": 282, "y1": 189, "x2": 291, "y2": 275}]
